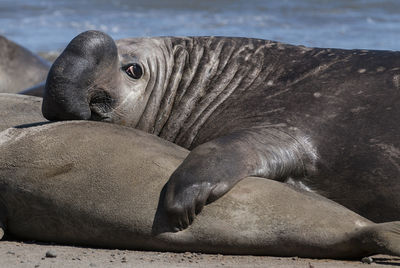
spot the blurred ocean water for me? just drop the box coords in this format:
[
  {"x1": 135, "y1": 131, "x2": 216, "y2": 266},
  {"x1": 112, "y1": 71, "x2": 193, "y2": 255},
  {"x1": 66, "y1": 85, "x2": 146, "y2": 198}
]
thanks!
[{"x1": 0, "y1": 0, "x2": 399, "y2": 52}]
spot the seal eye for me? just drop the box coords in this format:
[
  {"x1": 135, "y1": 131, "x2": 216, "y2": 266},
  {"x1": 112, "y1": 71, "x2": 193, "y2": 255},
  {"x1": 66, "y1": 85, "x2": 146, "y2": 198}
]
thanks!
[{"x1": 124, "y1": 63, "x2": 143, "y2": 79}]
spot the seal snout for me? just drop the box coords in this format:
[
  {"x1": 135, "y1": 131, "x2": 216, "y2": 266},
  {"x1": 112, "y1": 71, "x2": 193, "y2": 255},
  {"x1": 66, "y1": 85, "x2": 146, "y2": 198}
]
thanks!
[
  {"x1": 88, "y1": 89, "x2": 115, "y2": 121},
  {"x1": 42, "y1": 30, "x2": 118, "y2": 122}
]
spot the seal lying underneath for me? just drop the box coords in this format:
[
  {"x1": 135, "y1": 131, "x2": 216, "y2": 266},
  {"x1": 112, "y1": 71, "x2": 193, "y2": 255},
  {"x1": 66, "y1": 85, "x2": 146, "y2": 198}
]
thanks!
[
  {"x1": 0, "y1": 121, "x2": 399, "y2": 258},
  {"x1": 0, "y1": 35, "x2": 49, "y2": 95},
  {"x1": 0, "y1": 93, "x2": 44, "y2": 132},
  {"x1": 42, "y1": 31, "x2": 400, "y2": 229}
]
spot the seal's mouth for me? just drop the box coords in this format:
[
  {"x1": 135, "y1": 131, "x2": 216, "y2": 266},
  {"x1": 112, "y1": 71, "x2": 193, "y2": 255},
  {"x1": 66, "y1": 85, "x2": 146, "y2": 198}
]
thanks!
[{"x1": 88, "y1": 90, "x2": 115, "y2": 121}]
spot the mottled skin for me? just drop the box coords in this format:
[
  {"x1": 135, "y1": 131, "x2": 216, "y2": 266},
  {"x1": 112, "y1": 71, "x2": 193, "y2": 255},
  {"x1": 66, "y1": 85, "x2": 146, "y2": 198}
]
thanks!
[
  {"x1": 42, "y1": 31, "x2": 400, "y2": 229},
  {"x1": 0, "y1": 35, "x2": 49, "y2": 95},
  {"x1": 1, "y1": 121, "x2": 400, "y2": 258}
]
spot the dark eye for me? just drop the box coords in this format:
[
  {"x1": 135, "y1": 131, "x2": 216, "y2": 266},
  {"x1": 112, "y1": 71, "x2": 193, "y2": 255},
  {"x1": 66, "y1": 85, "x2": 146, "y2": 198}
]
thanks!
[{"x1": 124, "y1": 63, "x2": 143, "y2": 79}]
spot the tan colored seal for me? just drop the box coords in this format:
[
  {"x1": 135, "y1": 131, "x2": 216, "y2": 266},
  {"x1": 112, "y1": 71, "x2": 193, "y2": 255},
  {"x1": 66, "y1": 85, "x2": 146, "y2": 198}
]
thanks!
[
  {"x1": 0, "y1": 121, "x2": 399, "y2": 258},
  {"x1": 0, "y1": 93, "x2": 45, "y2": 132}
]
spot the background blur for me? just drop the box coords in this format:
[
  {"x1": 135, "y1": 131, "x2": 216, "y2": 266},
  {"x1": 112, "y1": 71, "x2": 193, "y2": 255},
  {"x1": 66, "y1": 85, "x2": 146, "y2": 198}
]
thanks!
[{"x1": 1, "y1": 0, "x2": 399, "y2": 53}]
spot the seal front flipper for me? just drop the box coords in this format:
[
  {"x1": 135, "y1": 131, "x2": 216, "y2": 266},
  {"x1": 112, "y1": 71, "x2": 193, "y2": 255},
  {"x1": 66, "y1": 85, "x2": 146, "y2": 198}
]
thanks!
[{"x1": 164, "y1": 127, "x2": 317, "y2": 230}]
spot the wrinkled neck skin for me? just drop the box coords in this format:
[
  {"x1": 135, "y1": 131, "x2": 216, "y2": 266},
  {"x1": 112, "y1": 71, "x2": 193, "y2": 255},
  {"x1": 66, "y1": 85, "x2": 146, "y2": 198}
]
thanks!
[{"x1": 116, "y1": 36, "x2": 288, "y2": 149}]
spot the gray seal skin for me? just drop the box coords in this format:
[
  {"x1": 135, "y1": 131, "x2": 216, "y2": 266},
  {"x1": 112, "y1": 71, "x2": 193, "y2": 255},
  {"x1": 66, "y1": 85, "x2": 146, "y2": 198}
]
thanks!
[
  {"x1": 42, "y1": 31, "x2": 400, "y2": 229},
  {"x1": 1, "y1": 121, "x2": 400, "y2": 258},
  {"x1": 0, "y1": 35, "x2": 49, "y2": 95},
  {"x1": 0, "y1": 93, "x2": 45, "y2": 132}
]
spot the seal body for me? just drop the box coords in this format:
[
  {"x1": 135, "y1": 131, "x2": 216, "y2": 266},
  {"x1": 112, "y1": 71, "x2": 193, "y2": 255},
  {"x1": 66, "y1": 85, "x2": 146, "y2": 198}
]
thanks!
[
  {"x1": 0, "y1": 36, "x2": 49, "y2": 95},
  {"x1": 0, "y1": 93, "x2": 45, "y2": 132},
  {"x1": 42, "y1": 31, "x2": 400, "y2": 228},
  {"x1": 1, "y1": 121, "x2": 400, "y2": 258}
]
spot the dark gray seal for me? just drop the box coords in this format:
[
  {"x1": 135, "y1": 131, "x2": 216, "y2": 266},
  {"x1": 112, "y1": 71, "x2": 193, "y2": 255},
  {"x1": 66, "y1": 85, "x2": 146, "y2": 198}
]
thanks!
[
  {"x1": 1, "y1": 121, "x2": 400, "y2": 258},
  {"x1": 0, "y1": 93, "x2": 45, "y2": 132},
  {"x1": 0, "y1": 35, "x2": 49, "y2": 95},
  {"x1": 42, "y1": 31, "x2": 400, "y2": 229}
]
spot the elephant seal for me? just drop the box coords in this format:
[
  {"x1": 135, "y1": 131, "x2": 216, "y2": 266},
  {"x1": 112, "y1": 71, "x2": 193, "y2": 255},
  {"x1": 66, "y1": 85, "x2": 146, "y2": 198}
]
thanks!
[
  {"x1": 0, "y1": 93, "x2": 45, "y2": 132},
  {"x1": 0, "y1": 35, "x2": 49, "y2": 95},
  {"x1": 0, "y1": 121, "x2": 400, "y2": 258},
  {"x1": 42, "y1": 31, "x2": 400, "y2": 229}
]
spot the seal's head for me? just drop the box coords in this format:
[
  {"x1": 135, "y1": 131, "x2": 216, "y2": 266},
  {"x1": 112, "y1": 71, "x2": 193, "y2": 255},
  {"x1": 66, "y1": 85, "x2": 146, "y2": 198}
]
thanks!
[{"x1": 42, "y1": 30, "x2": 168, "y2": 127}]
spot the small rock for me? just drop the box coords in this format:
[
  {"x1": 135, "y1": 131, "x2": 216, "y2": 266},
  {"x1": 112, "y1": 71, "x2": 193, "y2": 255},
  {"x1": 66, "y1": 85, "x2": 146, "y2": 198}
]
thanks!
[
  {"x1": 6, "y1": 251, "x2": 15, "y2": 255},
  {"x1": 89, "y1": 263, "x2": 97, "y2": 267},
  {"x1": 34, "y1": 265, "x2": 40, "y2": 268},
  {"x1": 45, "y1": 251, "x2": 57, "y2": 258},
  {"x1": 361, "y1": 257, "x2": 374, "y2": 264}
]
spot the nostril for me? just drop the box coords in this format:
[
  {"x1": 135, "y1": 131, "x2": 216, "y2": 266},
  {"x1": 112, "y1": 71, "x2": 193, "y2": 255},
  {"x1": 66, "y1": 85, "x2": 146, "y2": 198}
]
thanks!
[{"x1": 88, "y1": 90, "x2": 115, "y2": 120}]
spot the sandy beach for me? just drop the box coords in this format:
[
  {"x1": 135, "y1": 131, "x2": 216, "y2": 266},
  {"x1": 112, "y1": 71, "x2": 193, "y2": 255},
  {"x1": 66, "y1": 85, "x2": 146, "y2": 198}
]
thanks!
[{"x1": 1, "y1": 240, "x2": 400, "y2": 268}]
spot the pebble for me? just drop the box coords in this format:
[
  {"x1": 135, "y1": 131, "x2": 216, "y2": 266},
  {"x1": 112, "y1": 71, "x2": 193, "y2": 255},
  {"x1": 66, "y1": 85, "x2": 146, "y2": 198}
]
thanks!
[
  {"x1": 361, "y1": 257, "x2": 373, "y2": 264},
  {"x1": 45, "y1": 251, "x2": 57, "y2": 258}
]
